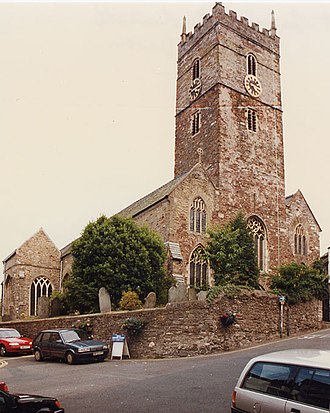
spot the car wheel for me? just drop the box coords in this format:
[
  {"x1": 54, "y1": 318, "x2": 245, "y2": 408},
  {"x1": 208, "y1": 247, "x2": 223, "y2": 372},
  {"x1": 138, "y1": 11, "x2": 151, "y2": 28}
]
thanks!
[
  {"x1": 0, "y1": 345, "x2": 6, "y2": 357},
  {"x1": 34, "y1": 349, "x2": 43, "y2": 362},
  {"x1": 65, "y1": 352, "x2": 75, "y2": 365}
]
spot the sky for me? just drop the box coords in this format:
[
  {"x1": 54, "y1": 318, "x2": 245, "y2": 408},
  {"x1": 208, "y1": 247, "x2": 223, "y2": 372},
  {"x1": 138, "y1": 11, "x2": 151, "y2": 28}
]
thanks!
[{"x1": 0, "y1": 1, "x2": 329, "y2": 274}]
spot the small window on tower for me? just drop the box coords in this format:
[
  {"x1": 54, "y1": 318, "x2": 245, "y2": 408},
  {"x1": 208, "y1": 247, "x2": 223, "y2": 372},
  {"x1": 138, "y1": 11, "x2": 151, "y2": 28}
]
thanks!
[
  {"x1": 247, "y1": 54, "x2": 257, "y2": 76},
  {"x1": 192, "y1": 58, "x2": 200, "y2": 80},
  {"x1": 247, "y1": 109, "x2": 257, "y2": 132},
  {"x1": 192, "y1": 111, "x2": 201, "y2": 135}
]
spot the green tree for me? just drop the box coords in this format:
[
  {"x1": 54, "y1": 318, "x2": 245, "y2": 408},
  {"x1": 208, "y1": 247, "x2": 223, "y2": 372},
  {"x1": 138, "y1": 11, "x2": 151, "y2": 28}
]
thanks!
[
  {"x1": 206, "y1": 212, "x2": 259, "y2": 288},
  {"x1": 64, "y1": 215, "x2": 170, "y2": 313},
  {"x1": 271, "y1": 262, "x2": 328, "y2": 304}
]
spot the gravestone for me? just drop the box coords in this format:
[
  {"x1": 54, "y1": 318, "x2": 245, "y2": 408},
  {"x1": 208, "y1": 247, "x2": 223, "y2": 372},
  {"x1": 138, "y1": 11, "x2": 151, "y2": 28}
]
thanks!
[
  {"x1": 197, "y1": 290, "x2": 208, "y2": 301},
  {"x1": 168, "y1": 284, "x2": 187, "y2": 303},
  {"x1": 188, "y1": 288, "x2": 197, "y2": 301},
  {"x1": 50, "y1": 297, "x2": 62, "y2": 317},
  {"x1": 144, "y1": 292, "x2": 156, "y2": 309},
  {"x1": 37, "y1": 296, "x2": 50, "y2": 318},
  {"x1": 99, "y1": 287, "x2": 111, "y2": 313}
]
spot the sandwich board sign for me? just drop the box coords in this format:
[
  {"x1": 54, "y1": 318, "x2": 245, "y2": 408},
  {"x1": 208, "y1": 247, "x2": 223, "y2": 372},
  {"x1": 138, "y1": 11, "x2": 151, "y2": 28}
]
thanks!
[{"x1": 111, "y1": 334, "x2": 130, "y2": 360}]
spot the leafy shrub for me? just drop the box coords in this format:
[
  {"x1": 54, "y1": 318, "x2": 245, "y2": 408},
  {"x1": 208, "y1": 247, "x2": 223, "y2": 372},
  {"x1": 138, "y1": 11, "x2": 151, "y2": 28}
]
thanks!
[
  {"x1": 122, "y1": 317, "x2": 146, "y2": 335},
  {"x1": 271, "y1": 263, "x2": 328, "y2": 304},
  {"x1": 119, "y1": 291, "x2": 143, "y2": 311}
]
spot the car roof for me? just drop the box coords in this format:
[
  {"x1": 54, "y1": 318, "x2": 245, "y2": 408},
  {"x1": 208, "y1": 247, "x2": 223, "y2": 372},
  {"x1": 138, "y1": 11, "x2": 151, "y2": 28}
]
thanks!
[
  {"x1": 0, "y1": 328, "x2": 17, "y2": 330},
  {"x1": 40, "y1": 329, "x2": 76, "y2": 333},
  {"x1": 249, "y1": 349, "x2": 330, "y2": 369}
]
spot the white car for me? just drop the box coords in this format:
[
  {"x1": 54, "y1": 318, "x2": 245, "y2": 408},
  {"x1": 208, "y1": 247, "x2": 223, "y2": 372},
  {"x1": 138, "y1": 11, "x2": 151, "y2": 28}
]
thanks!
[{"x1": 232, "y1": 349, "x2": 330, "y2": 413}]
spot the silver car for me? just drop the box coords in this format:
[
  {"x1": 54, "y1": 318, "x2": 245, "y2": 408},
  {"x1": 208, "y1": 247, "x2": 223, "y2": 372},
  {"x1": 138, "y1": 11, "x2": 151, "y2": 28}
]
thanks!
[{"x1": 232, "y1": 349, "x2": 330, "y2": 413}]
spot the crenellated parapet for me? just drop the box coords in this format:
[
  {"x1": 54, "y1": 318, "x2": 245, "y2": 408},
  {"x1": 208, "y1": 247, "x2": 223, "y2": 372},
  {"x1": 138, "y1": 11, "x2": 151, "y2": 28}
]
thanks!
[{"x1": 178, "y1": 2, "x2": 279, "y2": 59}]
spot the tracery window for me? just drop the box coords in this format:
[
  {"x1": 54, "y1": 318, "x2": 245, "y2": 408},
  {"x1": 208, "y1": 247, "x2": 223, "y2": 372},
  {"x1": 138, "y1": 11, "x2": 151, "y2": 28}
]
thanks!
[
  {"x1": 294, "y1": 224, "x2": 307, "y2": 256},
  {"x1": 247, "y1": 53, "x2": 257, "y2": 76},
  {"x1": 192, "y1": 58, "x2": 201, "y2": 80},
  {"x1": 189, "y1": 245, "x2": 209, "y2": 288},
  {"x1": 30, "y1": 276, "x2": 53, "y2": 316},
  {"x1": 189, "y1": 197, "x2": 207, "y2": 233},
  {"x1": 247, "y1": 216, "x2": 267, "y2": 272},
  {"x1": 191, "y1": 111, "x2": 201, "y2": 135},
  {"x1": 247, "y1": 108, "x2": 257, "y2": 132}
]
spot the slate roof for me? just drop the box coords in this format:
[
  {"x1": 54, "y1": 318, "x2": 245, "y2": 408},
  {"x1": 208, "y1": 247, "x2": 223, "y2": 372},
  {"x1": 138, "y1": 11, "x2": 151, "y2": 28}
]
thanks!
[{"x1": 118, "y1": 172, "x2": 189, "y2": 218}]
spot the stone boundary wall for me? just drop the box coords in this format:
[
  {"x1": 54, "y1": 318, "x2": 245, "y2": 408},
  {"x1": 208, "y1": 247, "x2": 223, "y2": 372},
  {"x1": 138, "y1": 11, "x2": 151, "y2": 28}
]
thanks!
[{"x1": 0, "y1": 291, "x2": 324, "y2": 359}]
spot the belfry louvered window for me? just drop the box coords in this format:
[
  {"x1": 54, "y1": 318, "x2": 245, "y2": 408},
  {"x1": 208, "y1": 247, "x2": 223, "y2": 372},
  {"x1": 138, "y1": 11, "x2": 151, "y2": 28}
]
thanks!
[
  {"x1": 247, "y1": 108, "x2": 257, "y2": 132},
  {"x1": 247, "y1": 54, "x2": 257, "y2": 76},
  {"x1": 192, "y1": 111, "x2": 201, "y2": 135},
  {"x1": 247, "y1": 216, "x2": 267, "y2": 272},
  {"x1": 30, "y1": 276, "x2": 52, "y2": 316},
  {"x1": 189, "y1": 197, "x2": 207, "y2": 233},
  {"x1": 189, "y1": 245, "x2": 208, "y2": 288},
  {"x1": 294, "y1": 224, "x2": 307, "y2": 256},
  {"x1": 192, "y1": 58, "x2": 200, "y2": 80}
]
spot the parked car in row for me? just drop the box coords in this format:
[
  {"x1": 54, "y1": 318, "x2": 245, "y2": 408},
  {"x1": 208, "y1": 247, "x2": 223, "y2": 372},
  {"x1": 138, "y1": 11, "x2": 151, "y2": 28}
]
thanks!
[
  {"x1": 232, "y1": 349, "x2": 330, "y2": 413},
  {"x1": 0, "y1": 328, "x2": 32, "y2": 357},
  {"x1": 0, "y1": 382, "x2": 64, "y2": 412},
  {"x1": 32, "y1": 328, "x2": 109, "y2": 365}
]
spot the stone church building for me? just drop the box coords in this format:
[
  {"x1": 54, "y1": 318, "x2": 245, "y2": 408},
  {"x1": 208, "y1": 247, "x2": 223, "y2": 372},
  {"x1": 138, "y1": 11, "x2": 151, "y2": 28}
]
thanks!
[{"x1": 1, "y1": 3, "x2": 321, "y2": 320}]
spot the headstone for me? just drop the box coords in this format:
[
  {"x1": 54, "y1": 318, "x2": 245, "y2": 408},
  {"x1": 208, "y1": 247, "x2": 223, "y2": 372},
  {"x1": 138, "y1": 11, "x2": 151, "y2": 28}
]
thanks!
[
  {"x1": 50, "y1": 297, "x2": 62, "y2": 317},
  {"x1": 168, "y1": 284, "x2": 188, "y2": 303},
  {"x1": 197, "y1": 290, "x2": 208, "y2": 301},
  {"x1": 188, "y1": 288, "x2": 197, "y2": 301},
  {"x1": 144, "y1": 292, "x2": 156, "y2": 309},
  {"x1": 99, "y1": 287, "x2": 111, "y2": 313},
  {"x1": 37, "y1": 296, "x2": 50, "y2": 318}
]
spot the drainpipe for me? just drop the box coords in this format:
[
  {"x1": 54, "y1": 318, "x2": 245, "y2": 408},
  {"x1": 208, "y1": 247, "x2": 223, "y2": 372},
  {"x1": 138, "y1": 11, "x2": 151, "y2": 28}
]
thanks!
[
  {"x1": 59, "y1": 258, "x2": 63, "y2": 291},
  {"x1": 1, "y1": 280, "x2": 3, "y2": 320}
]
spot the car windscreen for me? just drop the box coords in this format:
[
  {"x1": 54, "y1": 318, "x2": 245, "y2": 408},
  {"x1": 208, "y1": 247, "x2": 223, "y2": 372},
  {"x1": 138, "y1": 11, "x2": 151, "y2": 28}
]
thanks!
[
  {"x1": 61, "y1": 330, "x2": 89, "y2": 343},
  {"x1": 0, "y1": 329, "x2": 20, "y2": 338}
]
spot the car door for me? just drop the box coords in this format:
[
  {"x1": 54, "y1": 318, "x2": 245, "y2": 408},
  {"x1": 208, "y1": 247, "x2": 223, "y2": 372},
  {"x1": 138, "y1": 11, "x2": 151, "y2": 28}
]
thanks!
[
  {"x1": 38, "y1": 332, "x2": 52, "y2": 358},
  {"x1": 285, "y1": 367, "x2": 330, "y2": 413},
  {"x1": 236, "y1": 362, "x2": 295, "y2": 413},
  {"x1": 49, "y1": 332, "x2": 66, "y2": 359}
]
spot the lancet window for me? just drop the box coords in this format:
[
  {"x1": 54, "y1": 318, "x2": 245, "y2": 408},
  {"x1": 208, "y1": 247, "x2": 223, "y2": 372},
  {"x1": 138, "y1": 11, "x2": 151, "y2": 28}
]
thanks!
[
  {"x1": 247, "y1": 216, "x2": 267, "y2": 272},
  {"x1": 192, "y1": 58, "x2": 201, "y2": 80},
  {"x1": 247, "y1": 53, "x2": 257, "y2": 76},
  {"x1": 294, "y1": 224, "x2": 307, "y2": 256},
  {"x1": 189, "y1": 197, "x2": 207, "y2": 233},
  {"x1": 189, "y1": 245, "x2": 209, "y2": 288},
  {"x1": 30, "y1": 276, "x2": 53, "y2": 316}
]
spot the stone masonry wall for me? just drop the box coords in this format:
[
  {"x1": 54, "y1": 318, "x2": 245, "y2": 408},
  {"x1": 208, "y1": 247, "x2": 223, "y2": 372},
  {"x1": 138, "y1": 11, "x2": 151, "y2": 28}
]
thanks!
[{"x1": 0, "y1": 291, "x2": 323, "y2": 359}]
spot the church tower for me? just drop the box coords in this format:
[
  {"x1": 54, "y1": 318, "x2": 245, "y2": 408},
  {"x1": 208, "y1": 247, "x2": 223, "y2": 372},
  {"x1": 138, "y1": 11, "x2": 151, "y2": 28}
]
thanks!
[{"x1": 174, "y1": 3, "x2": 287, "y2": 271}]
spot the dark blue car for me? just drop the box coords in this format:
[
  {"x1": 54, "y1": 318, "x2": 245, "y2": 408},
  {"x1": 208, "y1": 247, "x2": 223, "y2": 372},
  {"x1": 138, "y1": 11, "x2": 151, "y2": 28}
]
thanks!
[{"x1": 32, "y1": 328, "x2": 109, "y2": 365}]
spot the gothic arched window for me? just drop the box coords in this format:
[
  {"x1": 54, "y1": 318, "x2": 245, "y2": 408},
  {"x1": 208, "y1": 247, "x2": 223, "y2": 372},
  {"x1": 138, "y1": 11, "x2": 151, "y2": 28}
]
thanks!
[
  {"x1": 247, "y1": 216, "x2": 267, "y2": 272},
  {"x1": 192, "y1": 58, "x2": 200, "y2": 80},
  {"x1": 189, "y1": 197, "x2": 207, "y2": 233},
  {"x1": 294, "y1": 224, "x2": 307, "y2": 256},
  {"x1": 247, "y1": 53, "x2": 257, "y2": 76},
  {"x1": 30, "y1": 276, "x2": 53, "y2": 316},
  {"x1": 189, "y1": 246, "x2": 209, "y2": 288}
]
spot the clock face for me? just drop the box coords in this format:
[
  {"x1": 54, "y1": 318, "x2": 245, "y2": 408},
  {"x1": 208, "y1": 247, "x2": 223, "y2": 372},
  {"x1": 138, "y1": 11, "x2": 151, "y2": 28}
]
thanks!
[
  {"x1": 244, "y1": 74, "x2": 262, "y2": 98},
  {"x1": 189, "y1": 78, "x2": 202, "y2": 100}
]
